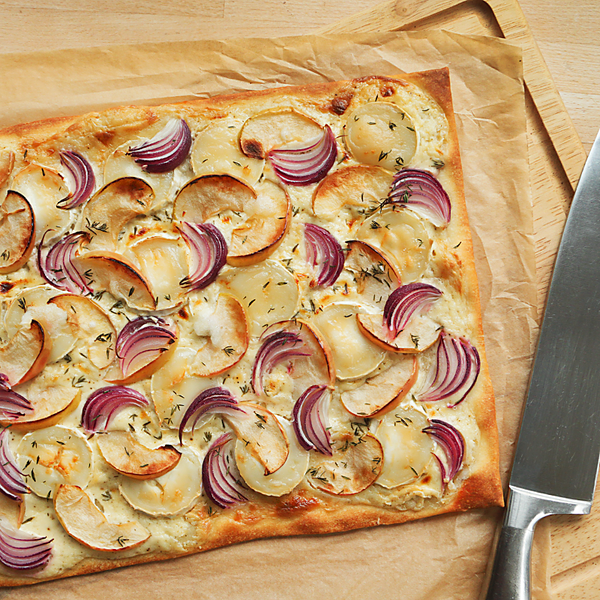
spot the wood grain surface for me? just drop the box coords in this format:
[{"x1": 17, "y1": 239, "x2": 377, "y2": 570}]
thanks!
[{"x1": 0, "y1": 1, "x2": 598, "y2": 598}]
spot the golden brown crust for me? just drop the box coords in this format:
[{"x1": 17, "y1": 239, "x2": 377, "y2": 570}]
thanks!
[{"x1": 0, "y1": 69, "x2": 503, "y2": 587}]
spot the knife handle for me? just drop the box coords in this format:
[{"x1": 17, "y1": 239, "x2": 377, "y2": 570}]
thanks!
[{"x1": 485, "y1": 486, "x2": 590, "y2": 600}]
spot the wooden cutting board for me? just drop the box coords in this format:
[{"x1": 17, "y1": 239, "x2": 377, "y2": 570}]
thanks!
[{"x1": 321, "y1": 2, "x2": 597, "y2": 599}]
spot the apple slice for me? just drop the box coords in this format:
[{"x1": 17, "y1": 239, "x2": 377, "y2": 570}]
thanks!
[
  {"x1": 235, "y1": 417, "x2": 309, "y2": 497},
  {"x1": 311, "y1": 302, "x2": 385, "y2": 380},
  {"x1": 174, "y1": 175, "x2": 290, "y2": 266},
  {"x1": 253, "y1": 320, "x2": 334, "y2": 400},
  {"x1": 225, "y1": 259, "x2": 299, "y2": 336},
  {"x1": 97, "y1": 431, "x2": 181, "y2": 480},
  {"x1": 239, "y1": 110, "x2": 323, "y2": 159},
  {"x1": 192, "y1": 119, "x2": 265, "y2": 185},
  {"x1": 345, "y1": 102, "x2": 417, "y2": 171},
  {"x1": 357, "y1": 312, "x2": 442, "y2": 354},
  {"x1": 0, "y1": 151, "x2": 14, "y2": 188},
  {"x1": 104, "y1": 142, "x2": 174, "y2": 205},
  {"x1": 0, "y1": 321, "x2": 49, "y2": 386},
  {"x1": 106, "y1": 317, "x2": 178, "y2": 385},
  {"x1": 75, "y1": 251, "x2": 156, "y2": 311},
  {"x1": 312, "y1": 165, "x2": 393, "y2": 219},
  {"x1": 189, "y1": 294, "x2": 249, "y2": 377},
  {"x1": 119, "y1": 448, "x2": 202, "y2": 516},
  {"x1": 126, "y1": 232, "x2": 188, "y2": 310},
  {"x1": 55, "y1": 484, "x2": 150, "y2": 551},
  {"x1": 341, "y1": 356, "x2": 417, "y2": 418},
  {"x1": 4, "y1": 369, "x2": 81, "y2": 430},
  {"x1": 178, "y1": 388, "x2": 289, "y2": 476},
  {"x1": 374, "y1": 408, "x2": 433, "y2": 489},
  {"x1": 17, "y1": 426, "x2": 92, "y2": 499},
  {"x1": 5, "y1": 287, "x2": 79, "y2": 363},
  {"x1": 0, "y1": 191, "x2": 35, "y2": 274},
  {"x1": 82, "y1": 177, "x2": 154, "y2": 250},
  {"x1": 0, "y1": 492, "x2": 25, "y2": 529},
  {"x1": 225, "y1": 402, "x2": 289, "y2": 475},
  {"x1": 48, "y1": 294, "x2": 116, "y2": 369},
  {"x1": 358, "y1": 207, "x2": 431, "y2": 283},
  {"x1": 307, "y1": 432, "x2": 383, "y2": 495},
  {"x1": 344, "y1": 240, "x2": 400, "y2": 310},
  {"x1": 11, "y1": 164, "x2": 72, "y2": 242}
]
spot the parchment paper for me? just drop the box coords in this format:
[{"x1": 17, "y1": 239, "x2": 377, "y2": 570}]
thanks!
[{"x1": 0, "y1": 30, "x2": 545, "y2": 600}]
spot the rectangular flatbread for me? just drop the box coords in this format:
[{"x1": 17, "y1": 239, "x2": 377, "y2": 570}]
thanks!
[{"x1": 0, "y1": 68, "x2": 503, "y2": 585}]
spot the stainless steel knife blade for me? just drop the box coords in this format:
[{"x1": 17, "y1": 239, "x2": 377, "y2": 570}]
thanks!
[{"x1": 485, "y1": 127, "x2": 600, "y2": 600}]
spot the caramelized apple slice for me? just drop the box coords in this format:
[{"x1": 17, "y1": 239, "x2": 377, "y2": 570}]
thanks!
[
  {"x1": 239, "y1": 110, "x2": 323, "y2": 159},
  {"x1": 97, "y1": 431, "x2": 180, "y2": 480},
  {"x1": 75, "y1": 251, "x2": 156, "y2": 311},
  {"x1": 82, "y1": 177, "x2": 154, "y2": 250},
  {"x1": 17, "y1": 426, "x2": 92, "y2": 498},
  {"x1": 48, "y1": 294, "x2": 116, "y2": 369},
  {"x1": 358, "y1": 208, "x2": 431, "y2": 283},
  {"x1": 0, "y1": 321, "x2": 49, "y2": 386},
  {"x1": 312, "y1": 165, "x2": 393, "y2": 219},
  {"x1": 374, "y1": 408, "x2": 433, "y2": 488},
  {"x1": 11, "y1": 164, "x2": 72, "y2": 242},
  {"x1": 344, "y1": 240, "x2": 400, "y2": 310},
  {"x1": 341, "y1": 356, "x2": 417, "y2": 417},
  {"x1": 192, "y1": 119, "x2": 264, "y2": 185},
  {"x1": 235, "y1": 417, "x2": 308, "y2": 497},
  {"x1": 307, "y1": 432, "x2": 383, "y2": 495},
  {"x1": 312, "y1": 303, "x2": 385, "y2": 380},
  {"x1": 126, "y1": 232, "x2": 188, "y2": 310},
  {"x1": 0, "y1": 191, "x2": 35, "y2": 273},
  {"x1": 357, "y1": 312, "x2": 442, "y2": 354},
  {"x1": 119, "y1": 448, "x2": 202, "y2": 516},
  {"x1": 189, "y1": 294, "x2": 249, "y2": 377},
  {"x1": 173, "y1": 175, "x2": 290, "y2": 266},
  {"x1": 55, "y1": 484, "x2": 150, "y2": 551},
  {"x1": 345, "y1": 102, "x2": 417, "y2": 170},
  {"x1": 225, "y1": 259, "x2": 299, "y2": 336},
  {"x1": 5, "y1": 368, "x2": 80, "y2": 430}
]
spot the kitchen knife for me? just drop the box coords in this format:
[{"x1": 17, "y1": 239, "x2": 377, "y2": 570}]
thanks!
[{"x1": 485, "y1": 128, "x2": 600, "y2": 600}]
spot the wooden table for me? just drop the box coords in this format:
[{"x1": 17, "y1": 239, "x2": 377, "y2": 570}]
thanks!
[{"x1": 0, "y1": 1, "x2": 598, "y2": 598}]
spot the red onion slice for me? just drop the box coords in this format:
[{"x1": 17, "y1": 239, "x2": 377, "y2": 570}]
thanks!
[
  {"x1": 128, "y1": 119, "x2": 192, "y2": 173},
  {"x1": 38, "y1": 231, "x2": 92, "y2": 295},
  {"x1": 178, "y1": 222, "x2": 227, "y2": 290},
  {"x1": 0, "y1": 520, "x2": 52, "y2": 570},
  {"x1": 251, "y1": 330, "x2": 311, "y2": 396},
  {"x1": 81, "y1": 386, "x2": 150, "y2": 433},
  {"x1": 422, "y1": 419, "x2": 465, "y2": 483},
  {"x1": 0, "y1": 375, "x2": 33, "y2": 421},
  {"x1": 304, "y1": 223, "x2": 344, "y2": 287},
  {"x1": 386, "y1": 169, "x2": 451, "y2": 227},
  {"x1": 115, "y1": 317, "x2": 177, "y2": 379},
  {"x1": 383, "y1": 282, "x2": 442, "y2": 337},
  {"x1": 417, "y1": 331, "x2": 480, "y2": 407},
  {"x1": 202, "y1": 432, "x2": 248, "y2": 509},
  {"x1": 292, "y1": 385, "x2": 332, "y2": 455},
  {"x1": 269, "y1": 125, "x2": 337, "y2": 186},
  {"x1": 178, "y1": 387, "x2": 246, "y2": 445},
  {"x1": 0, "y1": 430, "x2": 28, "y2": 501},
  {"x1": 57, "y1": 151, "x2": 95, "y2": 210}
]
